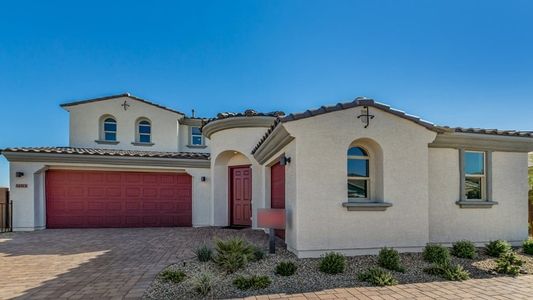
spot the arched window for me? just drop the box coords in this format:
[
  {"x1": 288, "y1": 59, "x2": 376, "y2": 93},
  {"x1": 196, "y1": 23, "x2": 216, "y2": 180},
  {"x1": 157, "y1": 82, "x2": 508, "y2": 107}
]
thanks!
[
  {"x1": 102, "y1": 117, "x2": 117, "y2": 141},
  {"x1": 347, "y1": 146, "x2": 370, "y2": 199},
  {"x1": 137, "y1": 119, "x2": 151, "y2": 143}
]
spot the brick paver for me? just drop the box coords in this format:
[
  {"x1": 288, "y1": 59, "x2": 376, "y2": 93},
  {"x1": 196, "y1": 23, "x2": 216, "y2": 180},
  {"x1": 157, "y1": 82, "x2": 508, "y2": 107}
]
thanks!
[
  {"x1": 1, "y1": 228, "x2": 532, "y2": 300},
  {"x1": 0, "y1": 227, "x2": 257, "y2": 299}
]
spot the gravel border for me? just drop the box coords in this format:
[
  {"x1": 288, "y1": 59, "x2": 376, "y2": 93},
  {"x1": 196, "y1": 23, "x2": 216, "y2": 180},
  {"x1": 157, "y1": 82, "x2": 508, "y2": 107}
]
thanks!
[{"x1": 143, "y1": 240, "x2": 533, "y2": 300}]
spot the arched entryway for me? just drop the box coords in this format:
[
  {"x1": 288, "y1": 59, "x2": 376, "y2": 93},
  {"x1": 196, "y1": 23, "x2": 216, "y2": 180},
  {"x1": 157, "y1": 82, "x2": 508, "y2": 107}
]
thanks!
[{"x1": 213, "y1": 150, "x2": 254, "y2": 227}]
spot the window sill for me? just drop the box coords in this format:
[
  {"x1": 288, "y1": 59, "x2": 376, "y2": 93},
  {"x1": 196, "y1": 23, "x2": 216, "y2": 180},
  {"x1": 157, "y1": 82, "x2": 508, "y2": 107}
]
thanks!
[
  {"x1": 187, "y1": 144, "x2": 207, "y2": 149},
  {"x1": 131, "y1": 142, "x2": 155, "y2": 146},
  {"x1": 455, "y1": 201, "x2": 498, "y2": 208},
  {"x1": 95, "y1": 140, "x2": 119, "y2": 145},
  {"x1": 342, "y1": 202, "x2": 392, "y2": 211}
]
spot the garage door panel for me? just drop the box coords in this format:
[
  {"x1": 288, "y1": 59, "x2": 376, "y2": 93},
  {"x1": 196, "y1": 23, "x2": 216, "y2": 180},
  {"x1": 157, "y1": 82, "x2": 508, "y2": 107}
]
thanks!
[{"x1": 46, "y1": 170, "x2": 192, "y2": 228}]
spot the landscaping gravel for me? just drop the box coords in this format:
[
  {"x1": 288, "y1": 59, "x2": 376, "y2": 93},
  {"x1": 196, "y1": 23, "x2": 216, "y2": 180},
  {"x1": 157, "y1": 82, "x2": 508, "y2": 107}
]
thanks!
[{"x1": 143, "y1": 232, "x2": 533, "y2": 300}]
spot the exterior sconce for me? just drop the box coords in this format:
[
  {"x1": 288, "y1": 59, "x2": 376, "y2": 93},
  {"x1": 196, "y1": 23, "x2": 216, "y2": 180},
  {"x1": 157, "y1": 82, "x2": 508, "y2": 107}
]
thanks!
[
  {"x1": 279, "y1": 156, "x2": 291, "y2": 166},
  {"x1": 16, "y1": 172, "x2": 24, "y2": 178},
  {"x1": 201, "y1": 176, "x2": 207, "y2": 182}
]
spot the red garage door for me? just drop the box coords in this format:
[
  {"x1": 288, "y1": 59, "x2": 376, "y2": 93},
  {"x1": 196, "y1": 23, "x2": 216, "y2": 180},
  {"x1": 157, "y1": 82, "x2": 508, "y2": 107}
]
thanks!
[{"x1": 45, "y1": 170, "x2": 192, "y2": 228}]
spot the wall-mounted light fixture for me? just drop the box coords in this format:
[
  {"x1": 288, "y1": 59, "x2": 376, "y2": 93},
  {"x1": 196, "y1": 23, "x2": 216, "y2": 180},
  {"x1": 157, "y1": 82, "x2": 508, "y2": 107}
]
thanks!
[
  {"x1": 201, "y1": 176, "x2": 207, "y2": 182},
  {"x1": 16, "y1": 172, "x2": 24, "y2": 178},
  {"x1": 279, "y1": 155, "x2": 291, "y2": 166}
]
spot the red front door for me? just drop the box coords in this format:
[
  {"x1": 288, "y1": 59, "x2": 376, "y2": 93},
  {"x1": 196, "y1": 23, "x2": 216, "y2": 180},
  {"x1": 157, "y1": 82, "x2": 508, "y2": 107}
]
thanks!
[
  {"x1": 46, "y1": 170, "x2": 192, "y2": 228},
  {"x1": 230, "y1": 166, "x2": 252, "y2": 226},
  {"x1": 271, "y1": 162, "x2": 285, "y2": 239}
]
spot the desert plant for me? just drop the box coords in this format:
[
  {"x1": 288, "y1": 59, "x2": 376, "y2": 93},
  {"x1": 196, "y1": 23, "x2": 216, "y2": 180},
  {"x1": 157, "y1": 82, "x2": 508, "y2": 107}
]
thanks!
[
  {"x1": 357, "y1": 267, "x2": 398, "y2": 286},
  {"x1": 192, "y1": 272, "x2": 214, "y2": 296},
  {"x1": 423, "y1": 263, "x2": 470, "y2": 281},
  {"x1": 275, "y1": 261, "x2": 298, "y2": 276},
  {"x1": 252, "y1": 245, "x2": 266, "y2": 261},
  {"x1": 319, "y1": 252, "x2": 346, "y2": 274},
  {"x1": 160, "y1": 269, "x2": 186, "y2": 283},
  {"x1": 378, "y1": 247, "x2": 405, "y2": 272},
  {"x1": 423, "y1": 244, "x2": 450, "y2": 265},
  {"x1": 522, "y1": 239, "x2": 533, "y2": 255},
  {"x1": 451, "y1": 240, "x2": 477, "y2": 259},
  {"x1": 485, "y1": 240, "x2": 512, "y2": 257},
  {"x1": 195, "y1": 245, "x2": 213, "y2": 262},
  {"x1": 213, "y1": 237, "x2": 254, "y2": 273},
  {"x1": 495, "y1": 251, "x2": 524, "y2": 276},
  {"x1": 233, "y1": 275, "x2": 272, "y2": 290}
]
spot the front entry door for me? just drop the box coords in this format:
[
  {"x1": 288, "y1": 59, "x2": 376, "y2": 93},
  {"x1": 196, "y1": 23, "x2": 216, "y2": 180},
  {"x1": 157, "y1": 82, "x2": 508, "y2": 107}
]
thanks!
[{"x1": 230, "y1": 166, "x2": 252, "y2": 226}]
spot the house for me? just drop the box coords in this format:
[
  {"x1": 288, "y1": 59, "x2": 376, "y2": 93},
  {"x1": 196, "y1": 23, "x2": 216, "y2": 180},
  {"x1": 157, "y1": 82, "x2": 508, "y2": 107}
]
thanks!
[{"x1": 2, "y1": 93, "x2": 533, "y2": 258}]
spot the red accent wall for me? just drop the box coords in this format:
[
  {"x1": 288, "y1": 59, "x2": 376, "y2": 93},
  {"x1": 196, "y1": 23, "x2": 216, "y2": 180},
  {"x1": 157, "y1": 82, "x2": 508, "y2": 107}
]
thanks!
[
  {"x1": 46, "y1": 170, "x2": 192, "y2": 228},
  {"x1": 271, "y1": 162, "x2": 285, "y2": 239}
]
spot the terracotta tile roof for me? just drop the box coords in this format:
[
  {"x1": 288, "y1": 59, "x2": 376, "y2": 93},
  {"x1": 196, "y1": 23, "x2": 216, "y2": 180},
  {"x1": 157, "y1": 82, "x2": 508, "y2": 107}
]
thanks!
[
  {"x1": 60, "y1": 93, "x2": 185, "y2": 116},
  {"x1": 202, "y1": 109, "x2": 285, "y2": 127},
  {"x1": 0, "y1": 147, "x2": 210, "y2": 160},
  {"x1": 251, "y1": 97, "x2": 533, "y2": 154}
]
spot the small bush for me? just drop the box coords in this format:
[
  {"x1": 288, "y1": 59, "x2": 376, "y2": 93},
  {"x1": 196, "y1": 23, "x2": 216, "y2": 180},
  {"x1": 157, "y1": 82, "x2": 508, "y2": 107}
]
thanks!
[
  {"x1": 423, "y1": 263, "x2": 470, "y2": 281},
  {"x1": 160, "y1": 269, "x2": 186, "y2": 283},
  {"x1": 213, "y1": 238, "x2": 254, "y2": 273},
  {"x1": 252, "y1": 245, "x2": 266, "y2": 261},
  {"x1": 423, "y1": 244, "x2": 450, "y2": 265},
  {"x1": 275, "y1": 261, "x2": 297, "y2": 276},
  {"x1": 319, "y1": 252, "x2": 346, "y2": 274},
  {"x1": 357, "y1": 268, "x2": 398, "y2": 286},
  {"x1": 451, "y1": 240, "x2": 477, "y2": 259},
  {"x1": 495, "y1": 251, "x2": 524, "y2": 276},
  {"x1": 195, "y1": 245, "x2": 213, "y2": 262},
  {"x1": 522, "y1": 239, "x2": 533, "y2": 255},
  {"x1": 193, "y1": 272, "x2": 213, "y2": 296},
  {"x1": 233, "y1": 275, "x2": 272, "y2": 290},
  {"x1": 378, "y1": 247, "x2": 405, "y2": 272},
  {"x1": 485, "y1": 240, "x2": 512, "y2": 257}
]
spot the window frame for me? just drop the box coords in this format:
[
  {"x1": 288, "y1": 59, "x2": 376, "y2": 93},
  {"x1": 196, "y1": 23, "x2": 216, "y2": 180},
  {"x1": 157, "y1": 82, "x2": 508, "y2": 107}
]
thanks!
[
  {"x1": 189, "y1": 126, "x2": 204, "y2": 146},
  {"x1": 136, "y1": 119, "x2": 152, "y2": 144},
  {"x1": 347, "y1": 146, "x2": 370, "y2": 201},
  {"x1": 459, "y1": 149, "x2": 493, "y2": 203},
  {"x1": 102, "y1": 117, "x2": 117, "y2": 142}
]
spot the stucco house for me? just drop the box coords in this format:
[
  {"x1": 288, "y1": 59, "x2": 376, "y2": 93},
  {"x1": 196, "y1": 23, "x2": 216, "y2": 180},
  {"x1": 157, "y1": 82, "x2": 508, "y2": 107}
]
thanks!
[{"x1": 2, "y1": 93, "x2": 533, "y2": 258}]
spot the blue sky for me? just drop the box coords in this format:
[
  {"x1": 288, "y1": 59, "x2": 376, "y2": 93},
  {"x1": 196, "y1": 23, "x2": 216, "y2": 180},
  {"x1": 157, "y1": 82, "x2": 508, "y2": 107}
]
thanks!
[{"x1": 1, "y1": 0, "x2": 532, "y2": 186}]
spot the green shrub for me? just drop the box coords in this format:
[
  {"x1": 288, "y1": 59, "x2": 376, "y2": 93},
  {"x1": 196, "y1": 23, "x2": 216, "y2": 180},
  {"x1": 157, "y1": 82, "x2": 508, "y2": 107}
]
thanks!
[
  {"x1": 357, "y1": 268, "x2": 398, "y2": 286},
  {"x1": 193, "y1": 272, "x2": 213, "y2": 296},
  {"x1": 195, "y1": 245, "x2": 213, "y2": 262},
  {"x1": 423, "y1": 263, "x2": 470, "y2": 281},
  {"x1": 252, "y1": 245, "x2": 266, "y2": 261},
  {"x1": 160, "y1": 269, "x2": 186, "y2": 283},
  {"x1": 378, "y1": 247, "x2": 405, "y2": 272},
  {"x1": 275, "y1": 261, "x2": 297, "y2": 276},
  {"x1": 423, "y1": 244, "x2": 450, "y2": 265},
  {"x1": 451, "y1": 240, "x2": 477, "y2": 259},
  {"x1": 233, "y1": 275, "x2": 272, "y2": 290},
  {"x1": 495, "y1": 251, "x2": 524, "y2": 276},
  {"x1": 522, "y1": 239, "x2": 533, "y2": 255},
  {"x1": 213, "y1": 238, "x2": 254, "y2": 273},
  {"x1": 485, "y1": 240, "x2": 512, "y2": 257},
  {"x1": 319, "y1": 252, "x2": 346, "y2": 274}
]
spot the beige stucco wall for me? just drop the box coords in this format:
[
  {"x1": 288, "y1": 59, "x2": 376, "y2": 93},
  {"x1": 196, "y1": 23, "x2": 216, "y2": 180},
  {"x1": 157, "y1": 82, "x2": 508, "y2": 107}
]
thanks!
[
  {"x1": 282, "y1": 107, "x2": 437, "y2": 257},
  {"x1": 209, "y1": 126, "x2": 272, "y2": 228},
  {"x1": 66, "y1": 96, "x2": 182, "y2": 152},
  {"x1": 429, "y1": 148, "x2": 529, "y2": 245},
  {"x1": 9, "y1": 161, "x2": 210, "y2": 231},
  {"x1": 178, "y1": 124, "x2": 211, "y2": 153}
]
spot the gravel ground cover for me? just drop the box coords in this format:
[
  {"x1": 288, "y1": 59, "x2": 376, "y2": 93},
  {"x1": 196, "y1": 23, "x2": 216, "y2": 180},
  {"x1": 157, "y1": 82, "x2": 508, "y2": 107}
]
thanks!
[{"x1": 143, "y1": 231, "x2": 533, "y2": 300}]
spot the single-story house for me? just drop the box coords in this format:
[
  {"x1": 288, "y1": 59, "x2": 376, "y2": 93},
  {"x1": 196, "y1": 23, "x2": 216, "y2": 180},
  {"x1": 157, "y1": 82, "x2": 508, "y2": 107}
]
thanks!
[{"x1": 2, "y1": 93, "x2": 532, "y2": 257}]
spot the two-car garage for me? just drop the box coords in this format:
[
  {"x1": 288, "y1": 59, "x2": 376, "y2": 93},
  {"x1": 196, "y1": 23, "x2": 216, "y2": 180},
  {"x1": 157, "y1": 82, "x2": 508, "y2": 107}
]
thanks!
[{"x1": 45, "y1": 170, "x2": 192, "y2": 228}]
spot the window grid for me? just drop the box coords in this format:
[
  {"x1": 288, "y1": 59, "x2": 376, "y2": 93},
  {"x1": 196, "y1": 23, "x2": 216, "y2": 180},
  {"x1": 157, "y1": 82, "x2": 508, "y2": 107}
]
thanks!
[
  {"x1": 103, "y1": 118, "x2": 117, "y2": 141},
  {"x1": 191, "y1": 127, "x2": 203, "y2": 145},
  {"x1": 347, "y1": 147, "x2": 370, "y2": 201},
  {"x1": 137, "y1": 120, "x2": 151, "y2": 143},
  {"x1": 464, "y1": 151, "x2": 486, "y2": 200}
]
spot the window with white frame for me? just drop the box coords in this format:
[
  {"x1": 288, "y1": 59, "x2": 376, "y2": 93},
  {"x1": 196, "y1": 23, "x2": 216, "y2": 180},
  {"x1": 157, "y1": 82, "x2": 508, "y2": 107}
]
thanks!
[
  {"x1": 347, "y1": 146, "x2": 370, "y2": 200},
  {"x1": 137, "y1": 119, "x2": 151, "y2": 143},
  {"x1": 464, "y1": 151, "x2": 486, "y2": 200},
  {"x1": 102, "y1": 117, "x2": 117, "y2": 141},
  {"x1": 190, "y1": 126, "x2": 203, "y2": 146}
]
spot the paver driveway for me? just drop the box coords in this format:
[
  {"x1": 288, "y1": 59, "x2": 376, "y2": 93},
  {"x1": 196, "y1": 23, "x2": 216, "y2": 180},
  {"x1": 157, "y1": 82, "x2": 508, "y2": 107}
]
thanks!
[{"x1": 0, "y1": 227, "x2": 257, "y2": 299}]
